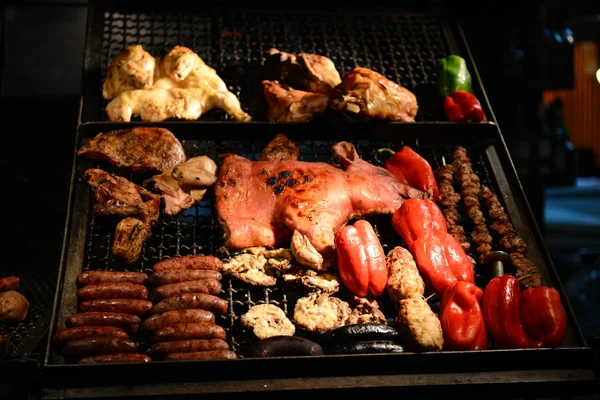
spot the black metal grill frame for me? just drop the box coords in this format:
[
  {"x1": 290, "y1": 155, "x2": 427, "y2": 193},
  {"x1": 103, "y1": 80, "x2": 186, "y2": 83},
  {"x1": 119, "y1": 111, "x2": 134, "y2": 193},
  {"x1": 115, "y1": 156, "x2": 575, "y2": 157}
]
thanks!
[{"x1": 40, "y1": 121, "x2": 597, "y2": 397}]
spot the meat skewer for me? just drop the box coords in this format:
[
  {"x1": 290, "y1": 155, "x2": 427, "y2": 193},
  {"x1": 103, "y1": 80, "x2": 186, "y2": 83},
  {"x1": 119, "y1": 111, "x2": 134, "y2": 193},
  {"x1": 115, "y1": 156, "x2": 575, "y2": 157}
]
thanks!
[
  {"x1": 480, "y1": 185, "x2": 540, "y2": 288},
  {"x1": 434, "y1": 161, "x2": 470, "y2": 252},
  {"x1": 452, "y1": 146, "x2": 493, "y2": 265}
]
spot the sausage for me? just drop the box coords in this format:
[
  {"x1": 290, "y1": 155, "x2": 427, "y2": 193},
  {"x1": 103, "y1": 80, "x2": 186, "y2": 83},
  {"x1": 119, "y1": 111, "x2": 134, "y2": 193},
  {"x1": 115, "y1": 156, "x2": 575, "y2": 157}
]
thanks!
[
  {"x1": 0, "y1": 276, "x2": 20, "y2": 292},
  {"x1": 148, "y1": 293, "x2": 228, "y2": 316},
  {"x1": 395, "y1": 297, "x2": 443, "y2": 352},
  {"x1": 165, "y1": 350, "x2": 236, "y2": 360},
  {"x1": 154, "y1": 280, "x2": 222, "y2": 299},
  {"x1": 53, "y1": 326, "x2": 129, "y2": 348},
  {"x1": 153, "y1": 323, "x2": 227, "y2": 342},
  {"x1": 153, "y1": 256, "x2": 222, "y2": 272},
  {"x1": 61, "y1": 337, "x2": 138, "y2": 360},
  {"x1": 149, "y1": 270, "x2": 222, "y2": 286},
  {"x1": 329, "y1": 340, "x2": 404, "y2": 355},
  {"x1": 76, "y1": 283, "x2": 148, "y2": 301},
  {"x1": 386, "y1": 246, "x2": 425, "y2": 303},
  {"x1": 77, "y1": 271, "x2": 148, "y2": 287},
  {"x1": 141, "y1": 309, "x2": 215, "y2": 332},
  {"x1": 79, "y1": 299, "x2": 153, "y2": 315},
  {"x1": 65, "y1": 312, "x2": 141, "y2": 333},
  {"x1": 243, "y1": 336, "x2": 323, "y2": 358},
  {"x1": 78, "y1": 353, "x2": 152, "y2": 364},
  {"x1": 326, "y1": 323, "x2": 402, "y2": 345},
  {"x1": 149, "y1": 339, "x2": 229, "y2": 356}
]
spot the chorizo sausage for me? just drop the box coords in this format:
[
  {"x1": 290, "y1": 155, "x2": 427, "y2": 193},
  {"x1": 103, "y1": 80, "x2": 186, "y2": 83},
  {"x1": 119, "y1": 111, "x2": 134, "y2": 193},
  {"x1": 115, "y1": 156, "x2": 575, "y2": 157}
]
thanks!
[
  {"x1": 154, "y1": 280, "x2": 222, "y2": 299},
  {"x1": 153, "y1": 256, "x2": 222, "y2": 272},
  {"x1": 153, "y1": 323, "x2": 227, "y2": 342},
  {"x1": 148, "y1": 293, "x2": 228, "y2": 316},
  {"x1": 149, "y1": 270, "x2": 222, "y2": 286},
  {"x1": 65, "y1": 312, "x2": 141, "y2": 333},
  {"x1": 61, "y1": 337, "x2": 138, "y2": 360},
  {"x1": 141, "y1": 309, "x2": 215, "y2": 332},
  {"x1": 149, "y1": 339, "x2": 229, "y2": 356},
  {"x1": 53, "y1": 326, "x2": 129, "y2": 348},
  {"x1": 78, "y1": 353, "x2": 152, "y2": 364},
  {"x1": 0, "y1": 276, "x2": 19, "y2": 292},
  {"x1": 76, "y1": 283, "x2": 148, "y2": 301},
  {"x1": 165, "y1": 350, "x2": 236, "y2": 360},
  {"x1": 77, "y1": 271, "x2": 148, "y2": 287},
  {"x1": 79, "y1": 299, "x2": 153, "y2": 315}
]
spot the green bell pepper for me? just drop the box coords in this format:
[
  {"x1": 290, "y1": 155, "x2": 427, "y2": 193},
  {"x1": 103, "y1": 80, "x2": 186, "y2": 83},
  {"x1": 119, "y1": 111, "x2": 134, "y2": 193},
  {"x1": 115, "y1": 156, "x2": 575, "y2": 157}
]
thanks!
[{"x1": 437, "y1": 55, "x2": 472, "y2": 97}]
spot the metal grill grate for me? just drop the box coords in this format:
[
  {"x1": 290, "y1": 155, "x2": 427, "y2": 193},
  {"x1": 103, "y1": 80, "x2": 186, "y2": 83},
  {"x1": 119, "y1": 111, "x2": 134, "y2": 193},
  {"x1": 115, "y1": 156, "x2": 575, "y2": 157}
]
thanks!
[
  {"x1": 1, "y1": 261, "x2": 56, "y2": 358},
  {"x1": 47, "y1": 136, "x2": 505, "y2": 363},
  {"x1": 96, "y1": 10, "x2": 450, "y2": 122}
]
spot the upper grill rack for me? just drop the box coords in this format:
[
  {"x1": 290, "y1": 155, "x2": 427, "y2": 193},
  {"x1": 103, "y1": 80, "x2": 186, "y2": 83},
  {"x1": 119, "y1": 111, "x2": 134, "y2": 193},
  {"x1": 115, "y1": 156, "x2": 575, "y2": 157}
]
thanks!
[
  {"x1": 87, "y1": 8, "x2": 454, "y2": 122},
  {"x1": 47, "y1": 135, "x2": 511, "y2": 363}
]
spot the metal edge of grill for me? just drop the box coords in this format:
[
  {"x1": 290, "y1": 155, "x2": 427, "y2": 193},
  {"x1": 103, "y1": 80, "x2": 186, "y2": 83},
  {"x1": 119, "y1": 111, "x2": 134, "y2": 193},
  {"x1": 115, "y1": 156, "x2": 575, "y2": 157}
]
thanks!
[
  {"x1": 78, "y1": 2, "x2": 495, "y2": 126},
  {"x1": 38, "y1": 121, "x2": 596, "y2": 395}
]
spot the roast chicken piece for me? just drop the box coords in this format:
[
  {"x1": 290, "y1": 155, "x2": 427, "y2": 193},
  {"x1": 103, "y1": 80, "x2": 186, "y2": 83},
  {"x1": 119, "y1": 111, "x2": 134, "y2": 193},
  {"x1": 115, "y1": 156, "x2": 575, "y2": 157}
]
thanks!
[
  {"x1": 262, "y1": 81, "x2": 329, "y2": 122},
  {"x1": 259, "y1": 134, "x2": 300, "y2": 162},
  {"x1": 144, "y1": 156, "x2": 217, "y2": 215},
  {"x1": 104, "y1": 45, "x2": 251, "y2": 122},
  {"x1": 78, "y1": 127, "x2": 186, "y2": 174},
  {"x1": 215, "y1": 141, "x2": 426, "y2": 267},
  {"x1": 264, "y1": 48, "x2": 342, "y2": 96},
  {"x1": 102, "y1": 45, "x2": 156, "y2": 100},
  {"x1": 331, "y1": 67, "x2": 418, "y2": 122},
  {"x1": 84, "y1": 169, "x2": 160, "y2": 264}
]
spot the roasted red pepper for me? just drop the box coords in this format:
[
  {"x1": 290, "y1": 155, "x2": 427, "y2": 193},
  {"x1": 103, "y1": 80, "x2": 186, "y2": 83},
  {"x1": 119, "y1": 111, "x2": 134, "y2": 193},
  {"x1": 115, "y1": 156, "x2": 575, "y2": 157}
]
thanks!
[
  {"x1": 483, "y1": 274, "x2": 567, "y2": 349},
  {"x1": 444, "y1": 90, "x2": 487, "y2": 123},
  {"x1": 440, "y1": 281, "x2": 487, "y2": 351},
  {"x1": 392, "y1": 198, "x2": 474, "y2": 295},
  {"x1": 520, "y1": 286, "x2": 567, "y2": 348},
  {"x1": 334, "y1": 219, "x2": 388, "y2": 297},
  {"x1": 378, "y1": 146, "x2": 439, "y2": 202}
]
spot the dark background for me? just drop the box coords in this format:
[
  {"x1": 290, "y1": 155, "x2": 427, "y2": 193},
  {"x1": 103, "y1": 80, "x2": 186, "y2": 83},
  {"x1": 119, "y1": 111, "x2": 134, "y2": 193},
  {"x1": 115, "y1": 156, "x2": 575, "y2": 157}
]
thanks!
[{"x1": 0, "y1": 0, "x2": 599, "y2": 383}]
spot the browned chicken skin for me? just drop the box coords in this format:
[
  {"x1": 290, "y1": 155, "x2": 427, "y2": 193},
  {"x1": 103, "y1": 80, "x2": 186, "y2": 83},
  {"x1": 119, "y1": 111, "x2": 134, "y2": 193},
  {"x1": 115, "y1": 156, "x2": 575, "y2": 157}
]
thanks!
[
  {"x1": 215, "y1": 141, "x2": 425, "y2": 264},
  {"x1": 262, "y1": 80, "x2": 329, "y2": 122},
  {"x1": 104, "y1": 45, "x2": 251, "y2": 122},
  {"x1": 78, "y1": 127, "x2": 186, "y2": 174},
  {"x1": 331, "y1": 67, "x2": 418, "y2": 122},
  {"x1": 84, "y1": 169, "x2": 159, "y2": 264},
  {"x1": 263, "y1": 48, "x2": 342, "y2": 96}
]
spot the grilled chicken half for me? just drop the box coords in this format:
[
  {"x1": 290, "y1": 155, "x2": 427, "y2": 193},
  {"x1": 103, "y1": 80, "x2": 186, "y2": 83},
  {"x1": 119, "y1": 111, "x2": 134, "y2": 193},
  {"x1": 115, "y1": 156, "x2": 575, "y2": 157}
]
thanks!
[
  {"x1": 263, "y1": 48, "x2": 342, "y2": 96},
  {"x1": 262, "y1": 80, "x2": 329, "y2": 122},
  {"x1": 331, "y1": 67, "x2": 418, "y2": 122}
]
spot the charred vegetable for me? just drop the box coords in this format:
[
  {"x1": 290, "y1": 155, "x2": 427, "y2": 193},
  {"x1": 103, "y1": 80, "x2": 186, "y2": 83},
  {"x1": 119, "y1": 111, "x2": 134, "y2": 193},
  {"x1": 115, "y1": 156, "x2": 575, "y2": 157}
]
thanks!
[
  {"x1": 243, "y1": 336, "x2": 324, "y2": 358},
  {"x1": 326, "y1": 323, "x2": 401, "y2": 345},
  {"x1": 329, "y1": 340, "x2": 404, "y2": 355}
]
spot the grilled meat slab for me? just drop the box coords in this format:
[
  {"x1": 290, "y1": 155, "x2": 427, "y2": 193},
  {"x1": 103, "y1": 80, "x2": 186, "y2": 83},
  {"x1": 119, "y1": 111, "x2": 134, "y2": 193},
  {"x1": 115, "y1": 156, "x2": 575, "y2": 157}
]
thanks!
[
  {"x1": 263, "y1": 48, "x2": 341, "y2": 96},
  {"x1": 262, "y1": 80, "x2": 329, "y2": 122},
  {"x1": 215, "y1": 141, "x2": 425, "y2": 261},
  {"x1": 78, "y1": 127, "x2": 186, "y2": 174},
  {"x1": 331, "y1": 67, "x2": 418, "y2": 122}
]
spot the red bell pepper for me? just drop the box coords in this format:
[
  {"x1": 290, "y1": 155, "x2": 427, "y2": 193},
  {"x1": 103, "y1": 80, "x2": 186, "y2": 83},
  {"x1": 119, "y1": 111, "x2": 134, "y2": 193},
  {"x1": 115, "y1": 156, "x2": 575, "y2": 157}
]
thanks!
[
  {"x1": 392, "y1": 198, "x2": 474, "y2": 295},
  {"x1": 440, "y1": 280, "x2": 487, "y2": 351},
  {"x1": 444, "y1": 90, "x2": 487, "y2": 123},
  {"x1": 520, "y1": 286, "x2": 567, "y2": 348},
  {"x1": 335, "y1": 219, "x2": 388, "y2": 297},
  {"x1": 484, "y1": 274, "x2": 568, "y2": 349},
  {"x1": 378, "y1": 146, "x2": 439, "y2": 202}
]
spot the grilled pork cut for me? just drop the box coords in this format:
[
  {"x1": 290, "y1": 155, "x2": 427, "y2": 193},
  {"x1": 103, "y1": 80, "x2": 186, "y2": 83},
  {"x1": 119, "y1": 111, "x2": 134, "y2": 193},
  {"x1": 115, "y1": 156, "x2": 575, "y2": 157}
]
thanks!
[
  {"x1": 78, "y1": 127, "x2": 186, "y2": 174},
  {"x1": 215, "y1": 141, "x2": 426, "y2": 263},
  {"x1": 262, "y1": 80, "x2": 330, "y2": 122},
  {"x1": 331, "y1": 67, "x2": 418, "y2": 122}
]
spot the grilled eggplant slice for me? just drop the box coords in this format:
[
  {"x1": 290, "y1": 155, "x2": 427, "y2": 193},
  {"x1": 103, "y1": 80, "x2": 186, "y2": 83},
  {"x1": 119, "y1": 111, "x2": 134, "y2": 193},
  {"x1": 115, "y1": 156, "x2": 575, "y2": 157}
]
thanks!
[
  {"x1": 326, "y1": 323, "x2": 401, "y2": 345},
  {"x1": 329, "y1": 340, "x2": 404, "y2": 355}
]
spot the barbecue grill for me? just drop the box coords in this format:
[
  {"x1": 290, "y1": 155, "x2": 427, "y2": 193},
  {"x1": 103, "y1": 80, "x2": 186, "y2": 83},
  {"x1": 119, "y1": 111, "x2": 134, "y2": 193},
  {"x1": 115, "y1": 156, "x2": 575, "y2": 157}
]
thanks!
[{"x1": 2, "y1": 1, "x2": 598, "y2": 398}]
